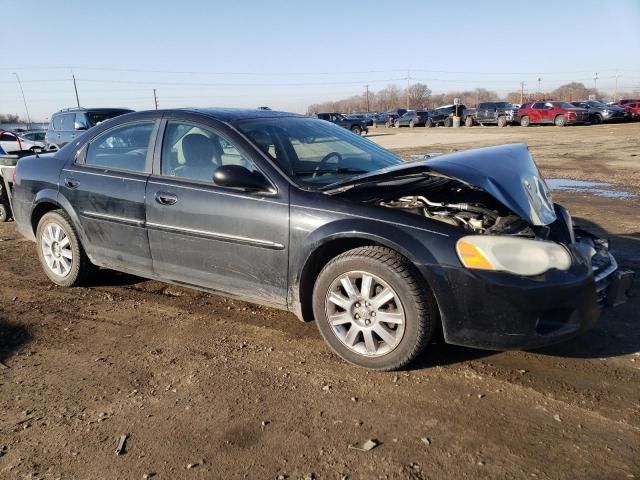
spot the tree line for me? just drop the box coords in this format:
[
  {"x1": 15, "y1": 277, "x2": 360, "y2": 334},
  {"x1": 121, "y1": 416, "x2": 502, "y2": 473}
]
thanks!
[{"x1": 306, "y1": 82, "x2": 639, "y2": 114}]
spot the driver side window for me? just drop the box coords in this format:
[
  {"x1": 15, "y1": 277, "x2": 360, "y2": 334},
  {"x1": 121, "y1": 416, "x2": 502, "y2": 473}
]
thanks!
[{"x1": 160, "y1": 121, "x2": 255, "y2": 183}]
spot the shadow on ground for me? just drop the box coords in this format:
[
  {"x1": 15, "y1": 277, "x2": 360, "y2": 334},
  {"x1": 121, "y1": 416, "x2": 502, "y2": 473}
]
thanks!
[{"x1": 0, "y1": 317, "x2": 31, "y2": 365}]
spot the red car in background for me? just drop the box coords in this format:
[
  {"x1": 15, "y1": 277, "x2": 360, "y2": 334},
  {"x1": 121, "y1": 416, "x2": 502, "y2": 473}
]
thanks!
[
  {"x1": 623, "y1": 102, "x2": 640, "y2": 120},
  {"x1": 616, "y1": 99, "x2": 640, "y2": 106},
  {"x1": 517, "y1": 101, "x2": 590, "y2": 127}
]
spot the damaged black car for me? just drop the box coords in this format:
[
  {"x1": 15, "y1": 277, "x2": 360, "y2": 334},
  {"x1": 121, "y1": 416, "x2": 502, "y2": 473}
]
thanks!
[{"x1": 12, "y1": 109, "x2": 633, "y2": 370}]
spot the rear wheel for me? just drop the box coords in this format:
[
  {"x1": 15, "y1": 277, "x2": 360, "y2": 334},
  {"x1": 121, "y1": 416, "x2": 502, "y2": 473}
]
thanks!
[
  {"x1": 313, "y1": 246, "x2": 436, "y2": 370},
  {"x1": 409, "y1": 120, "x2": 415, "y2": 128},
  {"x1": 351, "y1": 125, "x2": 362, "y2": 135},
  {"x1": 425, "y1": 118, "x2": 433, "y2": 128},
  {"x1": 464, "y1": 116, "x2": 474, "y2": 127},
  {"x1": 444, "y1": 117, "x2": 452, "y2": 127},
  {"x1": 555, "y1": 115, "x2": 567, "y2": 127},
  {"x1": 592, "y1": 113, "x2": 603, "y2": 124},
  {"x1": 497, "y1": 116, "x2": 507, "y2": 127},
  {"x1": 520, "y1": 115, "x2": 530, "y2": 127},
  {"x1": 36, "y1": 210, "x2": 96, "y2": 287}
]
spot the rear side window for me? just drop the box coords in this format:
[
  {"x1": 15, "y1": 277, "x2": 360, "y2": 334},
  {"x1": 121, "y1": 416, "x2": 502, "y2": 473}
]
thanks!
[
  {"x1": 532, "y1": 103, "x2": 546, "y2": 109},
  {"x1": 84, "y1": 122, "x2": 154, "y2": 173},
  {"x1": 52, "y1": 114, "x2": 64, "y2": 131},
  {"x1": 61, "y1": 114, "x2": 75, "y2": 131}
]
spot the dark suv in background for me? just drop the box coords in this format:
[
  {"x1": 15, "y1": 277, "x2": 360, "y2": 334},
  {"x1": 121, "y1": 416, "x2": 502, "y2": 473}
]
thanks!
[
  {"x1": 570, "y1": 101, "x2": 626, "y2": 124},
  {"x1": 314, "y1": 112, "x2": 369, "y2": 135},
  {"x1": 394, "y1": 110, "x2": 430, "y2": 127},
  {"x1": 45, "y1": 107, "x2": 134, "y2": 150}
]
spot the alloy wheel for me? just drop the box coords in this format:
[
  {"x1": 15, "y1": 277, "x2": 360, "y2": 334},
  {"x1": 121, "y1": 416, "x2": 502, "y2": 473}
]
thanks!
[
  {"x1": 41, "y1": 222, "x2": 73, "y2": 277},
  {"x1": 325, "y1": 271, "x2": 405, "y2": 357}
]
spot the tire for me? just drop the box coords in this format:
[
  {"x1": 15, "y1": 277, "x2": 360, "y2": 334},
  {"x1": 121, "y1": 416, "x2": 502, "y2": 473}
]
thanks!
[
  {"x1": 464, "y1": 116, "x2": 473, "y2": 127},
  {"x1": 425, "y1": 118, "x2": 433, "y2": 128},
  {"x1": 0, "y1": 202, "x2": 9, "y2": 222},
  {"x1": 592, "y1": 113, "x2": 603, "y2": 125},
  {"x1": 312, "y1": 246, "x2": 436, "y2": 371},
  {"x1": 36, "y1": 210, "x2": 96, "y2": 287},
  {"x1": 351, "y1": 126, "x2": 362, "y2": 135},
  {"x1": 409, "y1": 120, "x2": 415, "y2": 128},
  {"x1": 497, "y1": 116, "x2": 507, "y2": 128},
  {"x1": 520, "y1": 116, "x2": 530, "y2": 127},
  {"x1": 554, "y1": 115, "x2": 566, "y2": 127},
  {"x1": 444, "y1": 117, "x2": 452, "y2": 127}
]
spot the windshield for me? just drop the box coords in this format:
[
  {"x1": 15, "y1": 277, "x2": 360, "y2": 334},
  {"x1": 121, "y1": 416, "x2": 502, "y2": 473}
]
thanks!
[{"x1": 234, "y1": 117, "x2": 403, "y2": 187}]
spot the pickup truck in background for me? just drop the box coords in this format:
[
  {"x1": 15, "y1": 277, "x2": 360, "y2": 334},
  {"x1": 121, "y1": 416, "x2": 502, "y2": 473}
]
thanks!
[
  {"x1": 314, "y1": 112, "x2": 369, "y2": 135},
  {"x1": 464, "y1": 102, "x2": 519, "y2": 127},
  {"x1": 428, "y1": 104, "x2": 467, "y2": 127}
]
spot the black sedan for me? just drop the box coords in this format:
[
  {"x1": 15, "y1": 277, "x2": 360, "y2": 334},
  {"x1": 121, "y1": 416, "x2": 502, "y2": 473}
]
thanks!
[{"x1": 12, "y1": 109, "x2": 632, "y2": 370}]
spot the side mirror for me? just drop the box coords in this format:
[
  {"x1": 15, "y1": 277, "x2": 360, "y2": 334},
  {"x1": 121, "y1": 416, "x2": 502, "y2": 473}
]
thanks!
[
  {"x1": 213, "y1": 164, "x2": 273, "y2": 192},
  {"x1": 74, "y1": 122, "x2": 88, "y2": 131}
]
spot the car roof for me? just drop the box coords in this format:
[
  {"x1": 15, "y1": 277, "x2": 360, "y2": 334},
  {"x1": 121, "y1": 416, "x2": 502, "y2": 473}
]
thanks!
[{"x1": 178, "y1": 107, "x2": 304, "y2": 121}]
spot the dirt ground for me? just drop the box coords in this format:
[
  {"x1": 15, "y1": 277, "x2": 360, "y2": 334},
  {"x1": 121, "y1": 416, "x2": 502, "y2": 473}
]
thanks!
[{"x1": 1, "y1": 123, "x2": 639, "y2": 480}]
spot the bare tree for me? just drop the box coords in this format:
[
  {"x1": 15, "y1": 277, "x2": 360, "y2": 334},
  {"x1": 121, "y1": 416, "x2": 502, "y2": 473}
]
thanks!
[
  {"x1": 376, "y1": 85, "x2": 403, "y2": 111},
  {"x1": 406, "y1": 83, "x2": 432, "y2": 109}
]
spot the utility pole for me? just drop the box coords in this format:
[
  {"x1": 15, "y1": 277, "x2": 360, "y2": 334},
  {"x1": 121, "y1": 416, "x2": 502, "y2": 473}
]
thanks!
[
  {"x1": 71, "y1": 69, "x2": 81, "y2": 107},
  {"x1": 365, "y1": 85, "x2": 369, "y2": 113},
  {"x1": 613, "y1": 70, "x2": 621, "y2": 102},
  {"x1": 406, "y1": 69, "x2": 410, "y2": 110},
  {"x1": 593, "y1": 72, "x2": 599, "y2": 91},
  {"x1": 13, "y1": 72, "x2": 32, "y2": 128},
  {"x1": 520, "y1": 81, "x2": 525, "y2": 104},
  {"x1": 537, "y1": 77, "x2": 542, "y2": 99},
  {"x1": 153, "y1": 89, "x2": 159, "y2": 110}
]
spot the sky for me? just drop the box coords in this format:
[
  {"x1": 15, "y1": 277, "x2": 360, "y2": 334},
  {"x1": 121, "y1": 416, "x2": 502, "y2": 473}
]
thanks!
[{"x1": 2, "y1": 0, "x2": 639, "y2": 120}]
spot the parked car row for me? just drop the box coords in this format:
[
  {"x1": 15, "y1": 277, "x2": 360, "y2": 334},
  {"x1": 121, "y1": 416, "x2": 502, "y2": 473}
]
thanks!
[{"x1": 315, "y1": 97, "x2": 640, "y2": 133}]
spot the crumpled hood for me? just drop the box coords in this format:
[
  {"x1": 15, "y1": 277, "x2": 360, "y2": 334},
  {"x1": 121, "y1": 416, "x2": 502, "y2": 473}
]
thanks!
[{"x1": 324, "y1": 143, "x2": 557, "y2": 226}]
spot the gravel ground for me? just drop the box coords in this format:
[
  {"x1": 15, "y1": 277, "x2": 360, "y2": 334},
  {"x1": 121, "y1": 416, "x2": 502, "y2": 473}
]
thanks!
[{"x1": 1, "y1": 122, "x2": 639, "y2": 479}]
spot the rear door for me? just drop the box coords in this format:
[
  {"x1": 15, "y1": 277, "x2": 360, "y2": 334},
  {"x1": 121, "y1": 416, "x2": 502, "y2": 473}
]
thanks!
[
  {"x1": 530, "y1": 103, "x2": 546, "y2": 123},
  {"x1": 61, "y1": 117, "x2": 159, "y2": 274},
  {"x1": 145, "y1": 115, "x2": 290, "y2": 307}
]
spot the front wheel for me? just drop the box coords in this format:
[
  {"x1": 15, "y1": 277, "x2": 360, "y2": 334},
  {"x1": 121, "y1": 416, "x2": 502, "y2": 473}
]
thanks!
[
  {"x1": 36, "y1": 210, "x2": 96, "y2": 287},
  {"x1": 555, "y1": 115, "x2": 567, "y2": 127},
  {"x1": 425, "y1": 118, "x2": 433, "y2": 128},
  {"x1": 443, "y1": 117, "x2": 452, "y2": 127},
  {"x1": 520, "y1": 115, "x2": 530, "y2": 127},
  {"x1": 0, "y1": 202, "x2": 9, "y2": 222},
  {"x1": 497, "y1": 116, "x2": 507, "y2": 127},
  {"x1": 313, "y1": 246, "x2": 436, "y2": 370},
  {"x1": 351, "y1": 126, "x2": 362, "y2": 135},
  {"x1": 409, "y1": 120, "x2": 415, "y2": 128},
  {"x1": 464, "y1": 116, "x2": 473, "y2": 127}
]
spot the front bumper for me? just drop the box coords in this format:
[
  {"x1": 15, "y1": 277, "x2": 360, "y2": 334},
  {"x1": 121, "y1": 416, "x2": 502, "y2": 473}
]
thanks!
[{"x1": 426, "y1": 241, "x2": 633, "y2": 351}]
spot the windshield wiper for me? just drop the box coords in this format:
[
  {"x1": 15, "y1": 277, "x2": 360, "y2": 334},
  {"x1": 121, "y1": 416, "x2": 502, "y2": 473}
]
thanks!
[{"x1": 295, "y1": 167, "x2": 369, "y2": 176}]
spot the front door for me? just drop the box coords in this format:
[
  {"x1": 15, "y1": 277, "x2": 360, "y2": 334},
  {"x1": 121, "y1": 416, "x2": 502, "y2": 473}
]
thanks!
[
  {"x1": 60, "y1": 120, "x2": 158, "y2": 274},
  {"x1": 145, "y1": 118, "x2": 289, "y2": 307}
]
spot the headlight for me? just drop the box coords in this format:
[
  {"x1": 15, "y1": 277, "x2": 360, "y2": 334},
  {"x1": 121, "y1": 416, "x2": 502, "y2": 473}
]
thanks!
[{"x1": 456, "y1": 236, "x2": 572, "y2": 276}]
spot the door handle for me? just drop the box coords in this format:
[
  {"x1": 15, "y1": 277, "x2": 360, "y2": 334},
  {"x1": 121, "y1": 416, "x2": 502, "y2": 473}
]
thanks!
[
  {"x1": 64, "y1": 177, "x2": 80, "y2": 189},
  {"x1": 155, "y1": 191, "x2": 178, "y2": 206}
]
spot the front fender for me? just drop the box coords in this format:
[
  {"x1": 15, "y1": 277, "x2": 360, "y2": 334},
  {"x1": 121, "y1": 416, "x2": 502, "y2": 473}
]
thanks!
[{"x1": 288, "y1": 216, "x2": 458, "y2": 320}]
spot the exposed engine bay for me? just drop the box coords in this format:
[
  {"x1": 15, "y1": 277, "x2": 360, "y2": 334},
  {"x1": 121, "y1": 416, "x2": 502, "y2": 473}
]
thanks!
[{"x1": 373, "y1": 176, "x2": 538, "y2": 237}]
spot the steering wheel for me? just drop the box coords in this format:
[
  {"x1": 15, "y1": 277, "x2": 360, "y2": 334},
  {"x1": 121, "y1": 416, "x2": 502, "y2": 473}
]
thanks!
[{"x1": 312, "y1": 152, "x2": 343, "y2": 178}]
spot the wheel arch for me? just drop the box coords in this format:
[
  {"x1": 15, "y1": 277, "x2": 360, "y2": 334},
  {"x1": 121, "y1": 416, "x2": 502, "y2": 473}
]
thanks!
[
  {"x1": 291, "y1": 221, "x2": 442, "y2": 322},
  {"x1": 31, "y1": 193, "x2": 94, "y2": 262}
]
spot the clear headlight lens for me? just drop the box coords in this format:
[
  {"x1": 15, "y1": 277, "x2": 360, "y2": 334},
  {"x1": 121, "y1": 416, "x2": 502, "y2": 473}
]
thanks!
[{"x1": 456, "y1": 236, "x2": 572, "y2": 276}]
